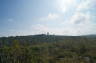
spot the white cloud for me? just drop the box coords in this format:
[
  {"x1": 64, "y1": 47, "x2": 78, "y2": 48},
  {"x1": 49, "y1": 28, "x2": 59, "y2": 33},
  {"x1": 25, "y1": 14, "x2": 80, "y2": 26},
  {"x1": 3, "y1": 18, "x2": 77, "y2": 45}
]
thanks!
[
  {"x1": 69, "y1": 12, "x2": 91, "y2": 25},
  {"x1": 56, "y1": 0, "x2": 78, "y2": 13},
  {"x1": 40, "y1": 13, "x2": 60, "y2": 21},
  {"x1": 31, "y1": 0, "x2": 96, "y2": 36},
  {"x1": 59, "y1": 0, "x2": 96, "y2": 35},
  {"x1": 31, "y1": 24, "x2": 65, "y2": 35},
  {"x1": 67, "y1": 0, "x2": 92, "y2": 25},
  {"x1": 77, "y1": 0, "x2": 90, "y2": 11},
  {"x1": 8, "y1": 18, "x2": 14, "y2": 22},
  {"x1": 32, "y1": 24, "x2": 49, "y2": 32}
]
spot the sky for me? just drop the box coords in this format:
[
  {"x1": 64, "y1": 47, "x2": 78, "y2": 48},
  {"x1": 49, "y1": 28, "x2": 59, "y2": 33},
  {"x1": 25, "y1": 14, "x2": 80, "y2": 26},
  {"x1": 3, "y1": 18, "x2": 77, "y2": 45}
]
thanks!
[{"x1": 0, "y1": 0, "x2": 96, "y2": 36}]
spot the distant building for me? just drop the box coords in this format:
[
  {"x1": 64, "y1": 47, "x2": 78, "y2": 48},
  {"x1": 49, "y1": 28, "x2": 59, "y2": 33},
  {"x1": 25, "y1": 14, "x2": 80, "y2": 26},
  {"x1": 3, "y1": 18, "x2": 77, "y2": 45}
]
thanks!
[{"x1": 47, "y1": 32, "x2": 49, "y2": 35}]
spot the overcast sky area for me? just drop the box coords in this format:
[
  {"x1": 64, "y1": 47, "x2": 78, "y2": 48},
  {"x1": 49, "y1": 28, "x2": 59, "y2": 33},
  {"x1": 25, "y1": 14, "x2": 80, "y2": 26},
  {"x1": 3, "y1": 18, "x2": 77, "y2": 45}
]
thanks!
[{"x1": 0, "y1": 0, "x2": 96, "y2": 36}]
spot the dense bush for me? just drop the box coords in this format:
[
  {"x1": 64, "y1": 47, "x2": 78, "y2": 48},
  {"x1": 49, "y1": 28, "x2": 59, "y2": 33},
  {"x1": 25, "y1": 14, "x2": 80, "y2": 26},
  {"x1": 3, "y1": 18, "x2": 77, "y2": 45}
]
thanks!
[{"x1": 0, "y1": 35, "x2": 96, "y2": 63}]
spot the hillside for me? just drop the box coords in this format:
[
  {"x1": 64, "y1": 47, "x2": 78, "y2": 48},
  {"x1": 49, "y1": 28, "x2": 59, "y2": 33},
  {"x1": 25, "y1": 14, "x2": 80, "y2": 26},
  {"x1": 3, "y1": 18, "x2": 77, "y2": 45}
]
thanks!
[
  {"x1": 0, "y1": 34, "x2": 96, "y2": 46},
  {"x1": 0, "y1": 34, "x2": 96, "y2": 63}
]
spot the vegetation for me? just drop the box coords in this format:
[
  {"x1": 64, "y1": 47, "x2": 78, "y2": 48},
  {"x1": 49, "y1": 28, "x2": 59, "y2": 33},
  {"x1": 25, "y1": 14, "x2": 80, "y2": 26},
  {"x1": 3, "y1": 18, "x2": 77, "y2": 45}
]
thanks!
[{"x1": 0, "y1": 34, "x2": 96, "y2": 63}]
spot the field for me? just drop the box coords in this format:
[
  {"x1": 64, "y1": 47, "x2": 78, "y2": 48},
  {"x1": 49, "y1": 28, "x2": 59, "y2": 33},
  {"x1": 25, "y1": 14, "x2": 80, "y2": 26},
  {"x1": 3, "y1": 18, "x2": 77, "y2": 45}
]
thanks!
[{"x1": 0, "y1": 34, "x2": 96, "y2": 63}]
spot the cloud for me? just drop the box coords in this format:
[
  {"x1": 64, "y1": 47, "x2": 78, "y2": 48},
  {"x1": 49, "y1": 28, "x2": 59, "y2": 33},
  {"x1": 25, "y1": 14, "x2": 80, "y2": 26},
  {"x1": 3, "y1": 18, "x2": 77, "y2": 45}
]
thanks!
[
  {"x1": 59, "y1": 0, "x2": 96, "y2": 35},
  {"x1": 69, "y1": 12, "x2": 90, "y2": 25},
  {"x1": 17, "y1": 0, "x2": 96, "y2": 36},
  {"x1": 31, "y1": 24, "x2": 65, "y2": 35},
  {"x1": 30, "y1": 24, "x2": 80, "y2": 36},
  {"x1": 8, "y1": 18, "x2": 14, "y2": 22},
  {"x1": 67, "y1": 0, "x2": 92, "y2": 25},
  {"x1": 40, "y1": 13, "x2": 60, "y2": 21},
  {"x1": 34, "y1": 0, "x2": 96, "y2": 36},
  {"x1": 56, "y1": 0, "x2": 78, "y2": 13},
  {"x1": 35, "y1": 0, "x2": 96, "y2": 35},
  {"x1": 32, "y1": 24, "x2": 49, "y2": 32},
  {"x1": 77, "y1": 0, "x2": 90, "y2": 11}
]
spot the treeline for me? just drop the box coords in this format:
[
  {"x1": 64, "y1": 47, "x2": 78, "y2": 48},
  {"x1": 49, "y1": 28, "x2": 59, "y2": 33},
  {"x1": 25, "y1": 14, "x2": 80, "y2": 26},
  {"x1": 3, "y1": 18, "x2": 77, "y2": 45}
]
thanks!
[{"x1": 0, "y1": 34, "x2": 96, "y2": 63}]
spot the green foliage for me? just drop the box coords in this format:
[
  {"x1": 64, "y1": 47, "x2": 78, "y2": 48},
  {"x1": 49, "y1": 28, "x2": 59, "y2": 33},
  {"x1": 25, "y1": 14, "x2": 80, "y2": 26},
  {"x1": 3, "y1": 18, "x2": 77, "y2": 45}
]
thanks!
[{"x1": 0, "y1": 35, "x2": 96, "y2": 63}]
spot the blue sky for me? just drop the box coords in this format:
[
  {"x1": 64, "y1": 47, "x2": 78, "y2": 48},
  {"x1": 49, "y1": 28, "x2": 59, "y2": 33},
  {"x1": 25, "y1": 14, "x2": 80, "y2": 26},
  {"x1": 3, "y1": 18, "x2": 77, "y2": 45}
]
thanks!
[{"x1": 0, "y1": 0, "x2": 96, "y2": 36}]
